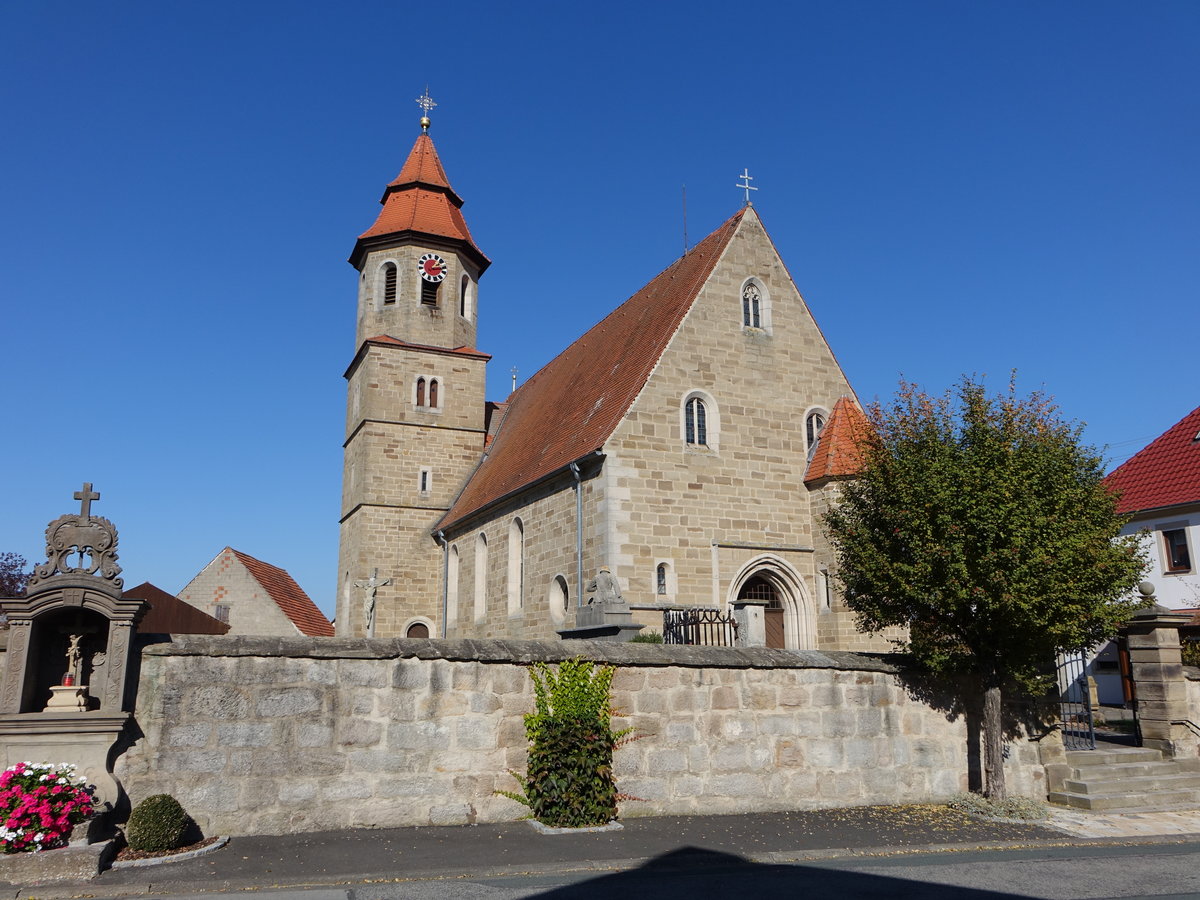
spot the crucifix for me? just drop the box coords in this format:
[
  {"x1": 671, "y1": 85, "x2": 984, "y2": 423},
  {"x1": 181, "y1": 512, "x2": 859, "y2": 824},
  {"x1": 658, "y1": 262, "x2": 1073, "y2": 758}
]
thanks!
[
  {"x1": 354, "y1": 568, "x2": 391, "y2": 637},
  {"x1": 735, "y1": 168, "x2": 758, "y2": 205},
  {"x1": 415, "y1": 87, "x2": 437, "y2": 132},
  {"x1": 74, "y1": 482, "x2": 99, "y2": 520}
]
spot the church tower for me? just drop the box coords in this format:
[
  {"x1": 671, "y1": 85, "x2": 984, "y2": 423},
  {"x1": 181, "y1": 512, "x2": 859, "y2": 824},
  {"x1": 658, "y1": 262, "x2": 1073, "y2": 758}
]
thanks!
[{"x1": 337, "y1": 98, "x2": 491, "y2": 638}]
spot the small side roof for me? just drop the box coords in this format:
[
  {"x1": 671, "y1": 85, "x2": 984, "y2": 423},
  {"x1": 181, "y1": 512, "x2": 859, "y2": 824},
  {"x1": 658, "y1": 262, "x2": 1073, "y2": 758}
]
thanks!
[
  {"x1": 1104, "y1": 405, "x2": 1200, "y2": 515},
  {"x1": 124, "y1": 581, "x2": 230, "y2": 635},
  {"x1": 229, "y1": 549, "x2": 334, "y2": 637},
  {"x1": 803, "y1": 397, "x2": 871, "y2": 484}
]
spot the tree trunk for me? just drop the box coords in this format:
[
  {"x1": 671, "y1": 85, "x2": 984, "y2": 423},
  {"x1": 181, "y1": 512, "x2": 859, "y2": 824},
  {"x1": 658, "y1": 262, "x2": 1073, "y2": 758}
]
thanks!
[{"x1": 982, "y1": 679, "x2": 1007, "y2": 801}]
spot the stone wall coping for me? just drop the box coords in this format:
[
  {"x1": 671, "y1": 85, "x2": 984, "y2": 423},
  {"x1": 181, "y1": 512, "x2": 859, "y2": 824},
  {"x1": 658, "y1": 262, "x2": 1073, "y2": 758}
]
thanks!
[
  {"x1": 1184, "y1": 665, "x2": 1200, "y2": 681},
  {"x1": 139, "y1": 635, "x2": 900, "y2": 673}
]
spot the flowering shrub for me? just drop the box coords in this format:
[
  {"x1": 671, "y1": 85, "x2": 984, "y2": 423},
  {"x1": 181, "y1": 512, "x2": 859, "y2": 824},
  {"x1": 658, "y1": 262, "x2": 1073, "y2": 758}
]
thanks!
[{"x1": 0, "y1": 762, "x2": 95, "y2": 853}]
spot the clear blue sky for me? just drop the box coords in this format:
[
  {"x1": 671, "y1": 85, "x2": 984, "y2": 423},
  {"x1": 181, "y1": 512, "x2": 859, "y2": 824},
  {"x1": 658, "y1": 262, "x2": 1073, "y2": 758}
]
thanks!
[{"x1": 2, "y1": 2, "x2": 1196, "y2": 618}]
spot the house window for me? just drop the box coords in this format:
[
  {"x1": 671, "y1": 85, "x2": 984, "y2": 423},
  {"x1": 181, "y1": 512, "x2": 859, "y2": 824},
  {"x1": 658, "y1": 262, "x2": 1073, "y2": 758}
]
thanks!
[
  {"x1": 507, "y1": 518, "x2": 524, "y2": 614},
  {"x1": 213, "y1": 603, "x2": 230, "y2": 624},
  {"x1": 685, "y1": 397, "x2": 707, "y2": 446},
  {"x1": 742, "y1": 283, "x2": 761, "y2": 328},
  {"x1": 1164, "y1": 528, "x2": 1192, "y2": 573},
  {"x1": 806, "y1": 410, "x2": 827, "y2": 461},
  {"x1": 382, "y1": 263, "x2": 397, "y2": 305},
  {"x1": 656, "y1": 563, "x2": 668, "y2": 595}
]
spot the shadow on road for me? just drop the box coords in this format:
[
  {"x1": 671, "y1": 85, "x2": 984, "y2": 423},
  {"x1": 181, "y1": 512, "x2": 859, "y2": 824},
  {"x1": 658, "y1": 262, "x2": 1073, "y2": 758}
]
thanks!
[{"x1": 528, "y1": 846, "x2": 1026, "y2": 899}]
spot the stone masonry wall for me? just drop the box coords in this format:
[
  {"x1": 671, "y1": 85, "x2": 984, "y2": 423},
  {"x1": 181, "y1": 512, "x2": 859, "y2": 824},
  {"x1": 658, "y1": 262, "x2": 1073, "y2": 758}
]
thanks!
[{"x1": 115, "y1": 636, "x2": 1047, "y2": 837}]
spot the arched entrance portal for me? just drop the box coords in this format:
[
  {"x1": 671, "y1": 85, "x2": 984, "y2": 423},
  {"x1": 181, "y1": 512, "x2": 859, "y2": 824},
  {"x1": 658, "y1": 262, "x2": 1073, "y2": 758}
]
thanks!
[{"x1": 728, "y1": 555, "x2": 814, "y2": 650}]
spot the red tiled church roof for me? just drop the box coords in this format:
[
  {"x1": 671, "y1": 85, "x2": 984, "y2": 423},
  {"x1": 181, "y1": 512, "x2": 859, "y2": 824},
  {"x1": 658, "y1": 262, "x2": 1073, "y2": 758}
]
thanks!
[
  {"x1": 439, "y1": 210, "x2": 746, "y2": 529},
  {"x1": 803, "y1": 397, "x2": 871, "y2": 484},
  {"x1": 1104, "y1": 405, "x2": 1200, "y2": 515},
  {"x1": 124, "y1": 581, "x2": 230, "y2": 635},
  {"x1": 230, "y1": 549, "x2": 335, "y2": 637},
  {"x1": 351, "y1": 134, "x2": 488, "y2": 270}
]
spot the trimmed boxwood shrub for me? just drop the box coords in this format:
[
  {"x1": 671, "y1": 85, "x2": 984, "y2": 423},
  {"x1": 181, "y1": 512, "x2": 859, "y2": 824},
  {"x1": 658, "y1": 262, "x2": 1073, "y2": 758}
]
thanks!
[{"x1": 126, "y1": 794, "x2": 191, "y2": 852}]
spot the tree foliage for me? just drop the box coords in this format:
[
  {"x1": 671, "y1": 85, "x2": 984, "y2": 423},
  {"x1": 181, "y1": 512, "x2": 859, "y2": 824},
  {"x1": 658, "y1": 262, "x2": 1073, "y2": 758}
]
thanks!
[
  {"x1": 0, "y1": 553, "x2": 29, "y2": 598},
  {"x1": 825, "y1": 376, "x2": 1146, "y2": 796}
]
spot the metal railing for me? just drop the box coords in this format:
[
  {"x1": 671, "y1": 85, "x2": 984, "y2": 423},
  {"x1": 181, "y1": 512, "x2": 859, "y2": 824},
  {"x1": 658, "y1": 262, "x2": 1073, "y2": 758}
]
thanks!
[{"x1": 663, "y1": 607, "x2": 738, "y2": 647}]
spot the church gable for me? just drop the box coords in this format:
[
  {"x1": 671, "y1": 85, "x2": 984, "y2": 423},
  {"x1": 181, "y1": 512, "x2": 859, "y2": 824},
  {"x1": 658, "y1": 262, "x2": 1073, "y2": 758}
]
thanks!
[{"x1": 601, "y1": 206, "x2": 858, "y2": 605}]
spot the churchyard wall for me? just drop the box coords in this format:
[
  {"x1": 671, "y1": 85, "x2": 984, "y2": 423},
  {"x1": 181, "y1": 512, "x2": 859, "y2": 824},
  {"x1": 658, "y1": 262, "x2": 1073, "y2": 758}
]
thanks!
[{"x1": 115, "y1": 636, "x2": 1048, "y2": 837}]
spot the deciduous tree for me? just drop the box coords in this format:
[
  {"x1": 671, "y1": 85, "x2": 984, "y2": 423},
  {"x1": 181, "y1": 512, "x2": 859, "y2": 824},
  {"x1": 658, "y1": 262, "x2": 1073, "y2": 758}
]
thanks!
[
  {"x1": 825, "y1": 376, "x2": 1145, "y2": 799},
  {"x1": 0, "y1": 552, "x2": 30, "y2": 598}
]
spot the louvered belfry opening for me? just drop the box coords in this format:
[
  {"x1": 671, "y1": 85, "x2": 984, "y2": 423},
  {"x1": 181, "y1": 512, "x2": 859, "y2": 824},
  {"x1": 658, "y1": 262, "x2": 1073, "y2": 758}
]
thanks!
[{"x1": 383, "y1": 263, "x2": 397, "y2": 305}]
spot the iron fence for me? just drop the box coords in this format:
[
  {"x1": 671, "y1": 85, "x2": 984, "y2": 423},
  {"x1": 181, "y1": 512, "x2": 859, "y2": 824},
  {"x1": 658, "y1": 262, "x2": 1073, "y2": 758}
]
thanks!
[{"x1": 662, "y1": 607, "x2": 739, "y2": 647}]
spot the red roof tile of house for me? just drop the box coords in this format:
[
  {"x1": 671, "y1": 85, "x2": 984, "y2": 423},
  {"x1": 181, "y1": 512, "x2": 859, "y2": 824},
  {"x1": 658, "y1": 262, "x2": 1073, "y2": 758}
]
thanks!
[
  {"x1": 124, "y1": 581, "x2": 231, "y2": 635},
  {"x1": 804, "y1": 397, "x2": 872, "y2": 484},
  {"x1": 1104, "y1": 405, "x2": 1200, "y2": 515},
  {"x1": 438, "y1": 210, "x2": 745, "y2": 529},
  {"x1": 230, "y1": 549, "x2": 334, "y2": 637},
  {"x1": 351, "y1": 134, "x2": 488, "y2": 270}
]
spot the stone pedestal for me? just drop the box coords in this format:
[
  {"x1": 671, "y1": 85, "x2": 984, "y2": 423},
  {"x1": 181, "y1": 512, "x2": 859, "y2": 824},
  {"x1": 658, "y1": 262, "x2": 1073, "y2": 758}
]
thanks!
[
  {"x1": 46, "y1": 685, "x2": 90, "y2": 711},
  {"x1": 1125, "y1": 604, "x2": 1197, "y2": 758},
  {"x1": 558, "y1": 601, "x2": 644, "y2": 642},
  {"x1": 732, "y1": 599, "x2": 767, "y2": 648}
]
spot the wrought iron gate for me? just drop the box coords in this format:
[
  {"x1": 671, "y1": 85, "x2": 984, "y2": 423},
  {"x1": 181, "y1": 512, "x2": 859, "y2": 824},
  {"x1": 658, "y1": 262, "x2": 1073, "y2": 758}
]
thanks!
[
  {"x1": 1057, "y1": 649, "x2": 1095, "y2": 750},
  {"x1": 663, "y1": 607, "x2": 739, "y2": 647}
]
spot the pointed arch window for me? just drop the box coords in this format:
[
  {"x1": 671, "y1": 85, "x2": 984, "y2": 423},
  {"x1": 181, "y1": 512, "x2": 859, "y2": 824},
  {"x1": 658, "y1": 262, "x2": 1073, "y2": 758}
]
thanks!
[
  {"x1": 685, "y1": 397, "x2": 707, "y2": 446},
  {"x1": 656, "y1": 563, "x2": 668, "y2": 595},
  {"x1": 429, "y1": 378, "x2": 439, "y2": 408},
  {"x1": 806, "y1": 410, "x2": 827, "y2": 461},
  {"x1": 382, "y1": 263, "x2": 398, "y2": 305},
  {"x1": 742, "y1": 283, "x2": 761, "y2": 328},
  {"x1": 474, "y1": 534, "x2": 488, "y2": 622},
  {"x1": 447, "y1": 544, "x2": 460, "y2": 627},
  {"x1": 507, "y1": 518, "x2": 525, "y2": 614},
  {"x1": 416, "y1": 377, "x2": 427, "y2": 408}
]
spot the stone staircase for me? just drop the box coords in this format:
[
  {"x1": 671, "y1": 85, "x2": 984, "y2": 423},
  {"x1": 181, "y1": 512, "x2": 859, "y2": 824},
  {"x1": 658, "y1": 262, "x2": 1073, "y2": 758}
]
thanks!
[{"x1": 1048, "y1": 744, "x2": 1200, "y2": 812}]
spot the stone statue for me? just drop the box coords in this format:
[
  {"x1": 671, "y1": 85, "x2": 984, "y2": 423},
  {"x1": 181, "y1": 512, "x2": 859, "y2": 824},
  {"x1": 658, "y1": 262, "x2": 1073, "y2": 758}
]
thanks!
[
  {"x1": 354, "y1": 569, "x2": 391, "y2": 637},
  {"x1": 586, "y1": 567, "x2": 624, "y2": 606},
  {"x1": 66, "y1": 634, "x2": 82, "y2": 683}
]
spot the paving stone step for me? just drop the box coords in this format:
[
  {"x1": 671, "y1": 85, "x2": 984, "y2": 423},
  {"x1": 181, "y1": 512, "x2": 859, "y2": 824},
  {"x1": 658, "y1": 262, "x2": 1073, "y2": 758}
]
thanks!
[
  {"x1": 1064, "y1": 772, "x2": 1200, "y2": 795},
  {"x1": 1064, "y1": 748, "x2": 1164, "y2": 767},
  {"x1": 1047, "y1": 788, "x2": 1200, "y2": 811},
  {"x1": 1066, "y1": 759, "x2": 1200, "y2": 780}
]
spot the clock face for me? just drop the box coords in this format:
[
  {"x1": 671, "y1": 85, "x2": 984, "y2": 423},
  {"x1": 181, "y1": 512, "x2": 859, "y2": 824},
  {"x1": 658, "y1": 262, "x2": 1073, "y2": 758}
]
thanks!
[{"x1": 418, "y1": 253, "x2": 448, "y2": 283}]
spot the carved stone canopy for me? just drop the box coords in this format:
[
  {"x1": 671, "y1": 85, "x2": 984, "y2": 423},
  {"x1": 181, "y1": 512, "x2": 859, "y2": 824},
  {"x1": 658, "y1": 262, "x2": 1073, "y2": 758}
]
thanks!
[{"x1": 26, "y1": 482, "x2": 124, "y2": 599}]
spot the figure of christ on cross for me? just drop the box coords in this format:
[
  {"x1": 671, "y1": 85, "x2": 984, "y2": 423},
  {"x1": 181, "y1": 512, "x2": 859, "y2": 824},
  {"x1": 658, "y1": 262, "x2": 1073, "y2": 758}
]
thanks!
[{"x1": 354, "y1": 569, "x2": 392, "y2": 637}]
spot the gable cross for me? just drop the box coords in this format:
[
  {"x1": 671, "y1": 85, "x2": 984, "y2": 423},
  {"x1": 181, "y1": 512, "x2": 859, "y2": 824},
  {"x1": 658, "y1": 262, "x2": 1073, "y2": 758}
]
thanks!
[
  {"x1": 74, "y1": 482, "x2": 100, "y2": 520},
  {"x1": 736, "y1": 168, "x2": 758, "y2": 205}
]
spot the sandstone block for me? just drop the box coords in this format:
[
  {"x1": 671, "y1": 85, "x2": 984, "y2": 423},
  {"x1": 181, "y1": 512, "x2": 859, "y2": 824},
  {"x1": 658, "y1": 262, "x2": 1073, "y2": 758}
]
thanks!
[
  {"x1": 218, "y1": 723, "x2": 274, "y2": 747},
  {"x1": 256, "y1": 687, "x2": 322, "y2": 717},
  {"x1": 190, "y1": 684, "x2": 249, "y2": 719},
  {"x1": 165, "y1": 723, "x2": 212, "y2": 748},
  {"x1": 429, "y1": 803, "x2": 475, "y2": 826}
]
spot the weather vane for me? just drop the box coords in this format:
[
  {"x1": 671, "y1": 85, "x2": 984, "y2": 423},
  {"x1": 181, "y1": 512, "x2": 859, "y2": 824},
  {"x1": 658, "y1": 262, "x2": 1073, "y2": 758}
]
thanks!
[
  {"x1": 736, "y1": 168, "x2": 758, "y2": 205},
  {"x1": 416, "y1": 88, "x2": 437, "y2": 132}
]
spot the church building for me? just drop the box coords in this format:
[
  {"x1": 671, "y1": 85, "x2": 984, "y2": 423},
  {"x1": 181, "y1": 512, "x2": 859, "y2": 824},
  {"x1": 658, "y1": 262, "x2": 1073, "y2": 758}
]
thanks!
[{"x1": 336, "y1": 104, "x2": 884, "y2": 652}]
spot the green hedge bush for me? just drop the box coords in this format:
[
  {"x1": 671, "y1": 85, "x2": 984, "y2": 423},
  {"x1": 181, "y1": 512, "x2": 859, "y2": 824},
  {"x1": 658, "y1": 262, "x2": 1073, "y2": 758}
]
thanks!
[
  {"x1": 500, "y1": 658, "x2": 630, "y2": 828},
  {"x1": 126, "y1": 794, "x2": 191, "y2": 852}
]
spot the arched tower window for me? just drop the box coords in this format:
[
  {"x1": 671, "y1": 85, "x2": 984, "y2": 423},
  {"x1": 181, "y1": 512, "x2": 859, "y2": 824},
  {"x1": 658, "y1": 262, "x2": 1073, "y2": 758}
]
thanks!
[
  {"x1": 421, "y1": 280, "x2": 440, "y2": 307},
  {"x1": 507, "y1": 518, "x2": 524, "y2": 614},
  {"x1": 382, "y1": 262, "x2": 398, "y2": 305},
  {"x1": 429, "y1": 378, "x2": 439, "y2": 408},
  {"x1": 416, "y1": 377, "x2": 427, "y2": 408},
  {"x1": 656, "y1": 563, "x2": 668, "y2": 595},
  {"x1": 806, "y1": 409, "x2": 827, "y2": 461},
  {"x1": 460, "y1": 274, "x2": 469, "y2": 318},
  {"x1": 474, "y1": 534, "x2": 488, "y2": 622},
  {"x1": 685, "y1": 397, "x2": 707, "y2": 446}
]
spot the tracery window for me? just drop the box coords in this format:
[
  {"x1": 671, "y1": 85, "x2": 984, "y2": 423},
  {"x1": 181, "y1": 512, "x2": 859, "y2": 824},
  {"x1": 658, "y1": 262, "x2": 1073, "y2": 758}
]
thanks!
[
  {"x1": 742, "y1": 283, "x2": 761, "y2": 328},
  {"x1": 806, "y1": 410, "x2": 827, "y2": 461}
]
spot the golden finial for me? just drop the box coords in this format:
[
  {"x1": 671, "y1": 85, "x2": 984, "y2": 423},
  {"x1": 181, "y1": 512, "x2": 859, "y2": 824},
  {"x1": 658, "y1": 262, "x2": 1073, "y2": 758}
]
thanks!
[{"x1": 416, "y1": 87, "x2": 437, "y2": 133}]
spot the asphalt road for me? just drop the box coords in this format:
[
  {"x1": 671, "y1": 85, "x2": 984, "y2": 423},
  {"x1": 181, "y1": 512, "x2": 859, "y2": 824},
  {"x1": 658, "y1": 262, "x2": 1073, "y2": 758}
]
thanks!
[{"x1": 88, "y1": 842, "x2": 1200, "y2": 900}]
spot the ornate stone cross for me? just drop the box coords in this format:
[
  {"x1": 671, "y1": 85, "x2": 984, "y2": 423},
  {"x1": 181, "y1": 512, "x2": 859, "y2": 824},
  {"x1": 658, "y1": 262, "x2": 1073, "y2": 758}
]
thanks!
[
  {"x1": 74, "y1": 483, "x2": 99, "y2": 520},
  {"x1": 354, "y1": 568, "x2": 392, "y2": 637}
]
